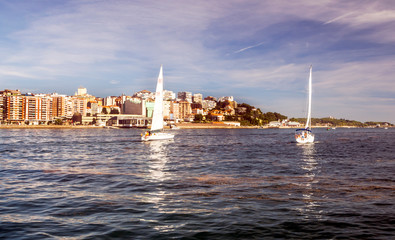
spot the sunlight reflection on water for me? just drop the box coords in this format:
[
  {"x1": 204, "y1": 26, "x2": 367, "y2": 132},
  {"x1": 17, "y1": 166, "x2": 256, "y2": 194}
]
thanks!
[
  {"x1": 1, "y1": 128, "x2": 394, "y2": 239},
  {"x1": 296, "y1": 143, "x2": 324, "y2": 220}
]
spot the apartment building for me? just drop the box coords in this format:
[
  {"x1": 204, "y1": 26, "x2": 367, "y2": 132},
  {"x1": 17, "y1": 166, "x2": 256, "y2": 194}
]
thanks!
[
  {"x1": 25, "y1": 96, "x2": 42, "y2": 121},
  {"x1": 163, "y1": 100, "x2": 171, "y2": 120},
  {"x1": 178, "y1": 100, "x2": 192, "y2": 120},
  {"x1": 73, "y1": 97, "x2": 87, "y2": 116},
  {"x1": 65, "y1": 97, "x2": 74, "y2": 118},
  {"x1": 170, "y1": 101, "x2": 180, "y2": 120},
  {"x1": 40, "y1": 96, "x2": 53, "y2": 121},
  {"x1": 51, "y1": 94, "x2": 66, "y2": 118},
  {"x1": 193, "y1": 93, "x2": 203, "y2": 104},
  {"x1": 163, "y1": 90, "x2": 176, "y2": 100},
  {"x1": 123, "y1": 97, "x2": 146, "y2": 116},
  {"x1": 202, "y1": 99, "x2": 217, "y2": 110},
  {"x1": 177, "y1": 92, "x2": 192, "y2": 103},
  {"x1": 0, "y1": 95, "x2": 4, "y2": 121},
  {"x1": 5, "y1": 95, "x2": 24, "y2": 122}
]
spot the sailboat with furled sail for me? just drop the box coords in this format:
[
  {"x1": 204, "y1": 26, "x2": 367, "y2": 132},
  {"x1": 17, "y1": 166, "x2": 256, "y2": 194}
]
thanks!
[
  {"x1": 141, "y1": 65, "x2": 175, "y2": 141},
  {"x1": 295, "y1": 65, "x2": 315, "y2": 143}
]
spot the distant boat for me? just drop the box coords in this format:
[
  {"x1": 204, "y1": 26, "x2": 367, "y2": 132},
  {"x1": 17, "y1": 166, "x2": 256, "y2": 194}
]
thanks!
[
  {"x1": 96, "y1": 120, "x2": 106, "y2": 127},
  {"x1": 141, "y1": 65, "x2": 175, "y2": 141},
  {"x1": 295, "y1": 65, "x2": 315, "y2": 143},
  {"x1": 170, "y1": 124, "x2": 180, "y2": 130}
]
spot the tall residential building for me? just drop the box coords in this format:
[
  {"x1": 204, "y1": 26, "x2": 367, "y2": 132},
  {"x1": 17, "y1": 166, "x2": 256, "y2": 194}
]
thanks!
[
  {"x1": 0, "y1": 95, "x2": 5, "y2": 121},
  {"x1": 88, "y1": 101, "x2": 102, "y2": 116},
  {"x1": 5, "y1": 95, "x2": 24, "y2": 122},
  {"x1": 51, "y1": 94, "x2": 66, "y2": 118},
  {"x1": 178, "y1": 101, "x2": 192, "y2": 120},
  {"x1": 104, "y1": 96, "x2": 117, "y2": 106},
  {"x1": 193, "y1": 93, "x2": 203, "y2": 104},
  {"x1": 177, "y1": 92, "x2": 192, "y2": 103},
  {"x1": 163, "y1": 100, "x2": 171, "y2": 120},
  {"x1": 24, "y1": 96, "x2": 42, "y2": 121},
  {"x1": 170, "y1": 101, "x2": 180, "y2": 120},
  {"x1": 65, "y1": 97, "x2": 74, "y2": 118},
  {"x1": 76, "y1": 87, "x2": 87, "y2": 96},
  {"x1": 40, "y1": 96, "x2": 53, "y2": 121},
  {"x1": 163, "y1": 90, "x2": 176, "y2": 100},
  {"x1": 73, "y1": 97, "x2": 88, "y2": 116}
]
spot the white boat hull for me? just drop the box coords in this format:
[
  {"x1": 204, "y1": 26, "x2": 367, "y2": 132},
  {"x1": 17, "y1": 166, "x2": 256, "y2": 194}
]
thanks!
[
  {"x1": 141, "y1": 132, "x2": 174, "y2": 141},
  {"x1": 295, "y1": 132, "x2": 315, "y2": 143}
]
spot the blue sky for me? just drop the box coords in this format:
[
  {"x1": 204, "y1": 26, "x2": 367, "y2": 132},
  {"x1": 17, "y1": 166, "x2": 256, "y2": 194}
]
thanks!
[{"x1": 1, "y1": 0, "x2": 394, "y2": 122}]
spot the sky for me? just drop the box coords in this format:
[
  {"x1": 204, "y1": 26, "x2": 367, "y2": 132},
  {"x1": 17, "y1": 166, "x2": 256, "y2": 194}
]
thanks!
[{"x1": 0, "y1": 0, "x2": 394, "y2": 123}]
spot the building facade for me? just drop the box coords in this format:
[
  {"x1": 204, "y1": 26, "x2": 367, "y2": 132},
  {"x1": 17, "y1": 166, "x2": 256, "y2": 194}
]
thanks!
[{"x1": 178, "y1": 92, "x2": 192, "y2": 103}]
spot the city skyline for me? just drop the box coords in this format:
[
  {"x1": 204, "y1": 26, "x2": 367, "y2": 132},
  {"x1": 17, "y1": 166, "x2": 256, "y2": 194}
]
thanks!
[{"x1": 1, "y1": 1, "x2": 394, "y2": 122}]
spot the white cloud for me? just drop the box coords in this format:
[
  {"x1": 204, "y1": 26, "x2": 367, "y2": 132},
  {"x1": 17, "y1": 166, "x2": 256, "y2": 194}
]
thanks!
[
  {"x1": 323, "y1": 12, "x2": 356, "y2": 25},
  {"x1": 0, "y1": 67, "x2": 38, "y2": 79},
  {"x1": 109, "y1": 80, "x2": 120, "y2": 85}
]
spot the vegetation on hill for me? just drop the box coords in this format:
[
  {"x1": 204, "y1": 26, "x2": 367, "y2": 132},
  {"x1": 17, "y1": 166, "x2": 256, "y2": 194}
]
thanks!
[
  {"x1": 290, "y1": 117, "x2": 393, "y2": 127},
  {"x1": 226, "y1": 103, "x2": 287, "y2": 126},
  {"x1": 195, "y1": 101, "x2": 393, "y2": 127}
]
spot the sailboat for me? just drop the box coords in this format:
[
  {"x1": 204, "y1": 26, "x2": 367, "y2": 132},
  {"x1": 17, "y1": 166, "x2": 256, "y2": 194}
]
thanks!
[
  {"x1": 141, "y1": 65, "x2": 175, "y2": 141},
  {"x1": 295, "y1": 65, "x2": 315, "y2": 143}
]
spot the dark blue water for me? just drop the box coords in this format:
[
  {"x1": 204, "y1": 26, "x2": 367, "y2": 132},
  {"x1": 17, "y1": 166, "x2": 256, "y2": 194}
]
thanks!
[{"x1": 1, "y1": 128, "x2": 394, "y2": 239}]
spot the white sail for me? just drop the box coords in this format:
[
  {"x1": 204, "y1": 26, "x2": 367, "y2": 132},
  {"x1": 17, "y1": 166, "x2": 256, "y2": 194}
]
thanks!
[
  {"x1": 141, "y1": 65, "x2": 174, "y2": 141},
  {"x1": 305, "y1": 65, "x2": 313, "y2": 129},
  {"x1": 150, "y1": 65, "x2": 164, "y2": 131}
]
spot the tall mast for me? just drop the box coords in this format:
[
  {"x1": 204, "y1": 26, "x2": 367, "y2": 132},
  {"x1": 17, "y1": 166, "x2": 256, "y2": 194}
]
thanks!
[{"x1": 305, "y1": 65, "x2": 312, "y2": 129}]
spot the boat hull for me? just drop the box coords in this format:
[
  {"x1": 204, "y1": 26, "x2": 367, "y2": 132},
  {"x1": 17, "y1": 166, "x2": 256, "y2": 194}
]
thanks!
[
  {"x1": 141, "y1": 132, "x2": 174, "y2": 141},
  {"x1": 295, "y1": 129, "x2": 314, "y2": 143},
  {"x1": 295, "y1": 135, "x2": 315, "y2": 143}
]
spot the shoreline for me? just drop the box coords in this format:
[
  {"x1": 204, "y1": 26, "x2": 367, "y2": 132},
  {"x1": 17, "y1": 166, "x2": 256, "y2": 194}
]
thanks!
[
  {"x1": 0, "y1": 125, "x2": 103, "y2": 129},
  {"x1": 174, "y1": 123, "x2": 361, "y2": 129},
  {"x1": 0, "y1": 123, "x2": 387, "y2": 129}
]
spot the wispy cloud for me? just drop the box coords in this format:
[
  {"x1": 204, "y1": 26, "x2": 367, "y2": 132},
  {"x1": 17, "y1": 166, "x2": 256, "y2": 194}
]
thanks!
[
  {"x1": 323, "y1": 12, "x2": 356, "y2": 25},
  {"x1": 232, "y1": 41, "x2": 265, "y2": 54},
  {"x1": 0, "y1": 67, "x2": 38, "y2": 79},
  {"x1": 109, "y1": 80, "x2": 120, "y2": 85}
]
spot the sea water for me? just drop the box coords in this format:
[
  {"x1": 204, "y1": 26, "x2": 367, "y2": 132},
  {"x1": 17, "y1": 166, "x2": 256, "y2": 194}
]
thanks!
[{"x1": 1, "y1": 128, "x2": 394, "y2": 239}]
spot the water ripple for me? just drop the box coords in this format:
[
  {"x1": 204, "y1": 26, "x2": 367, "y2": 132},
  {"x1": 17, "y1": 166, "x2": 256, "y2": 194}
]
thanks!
[{"x1": 0, "y1": 128, "x2": 394, "y2": 239}]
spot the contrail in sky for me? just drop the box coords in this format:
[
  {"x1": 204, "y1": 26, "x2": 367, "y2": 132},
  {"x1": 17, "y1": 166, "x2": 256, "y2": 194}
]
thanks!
[
  {"x1": 232, "y1": 41, "x2": 265, "y2": 54},
  {"x1": 324, "y1": 11, "x2": 355, "y2": 25}
]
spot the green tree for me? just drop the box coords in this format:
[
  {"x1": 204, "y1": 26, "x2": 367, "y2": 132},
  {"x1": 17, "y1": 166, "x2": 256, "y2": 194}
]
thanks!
[
  {"x1": 54, "y1": 119, "x2": 63, "y2": 125},
  {"x1": 194, "y1": 114, "x2": 204, "y2": 122}
]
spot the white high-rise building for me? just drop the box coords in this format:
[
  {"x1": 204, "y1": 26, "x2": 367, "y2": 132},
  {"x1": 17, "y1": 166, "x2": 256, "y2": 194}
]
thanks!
[
  {"x1": 76, "y1": 87, "x2": 87, "y2": 96},
  {"x1": 163, "y1": 90, "x2": 176, "y2": 100},
  {"x1": 104, "y1": 96, "x2": 117, "y2": 106},
  {"x1": 193, "y1": 93, "x2": 203, "y2": 104}
]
